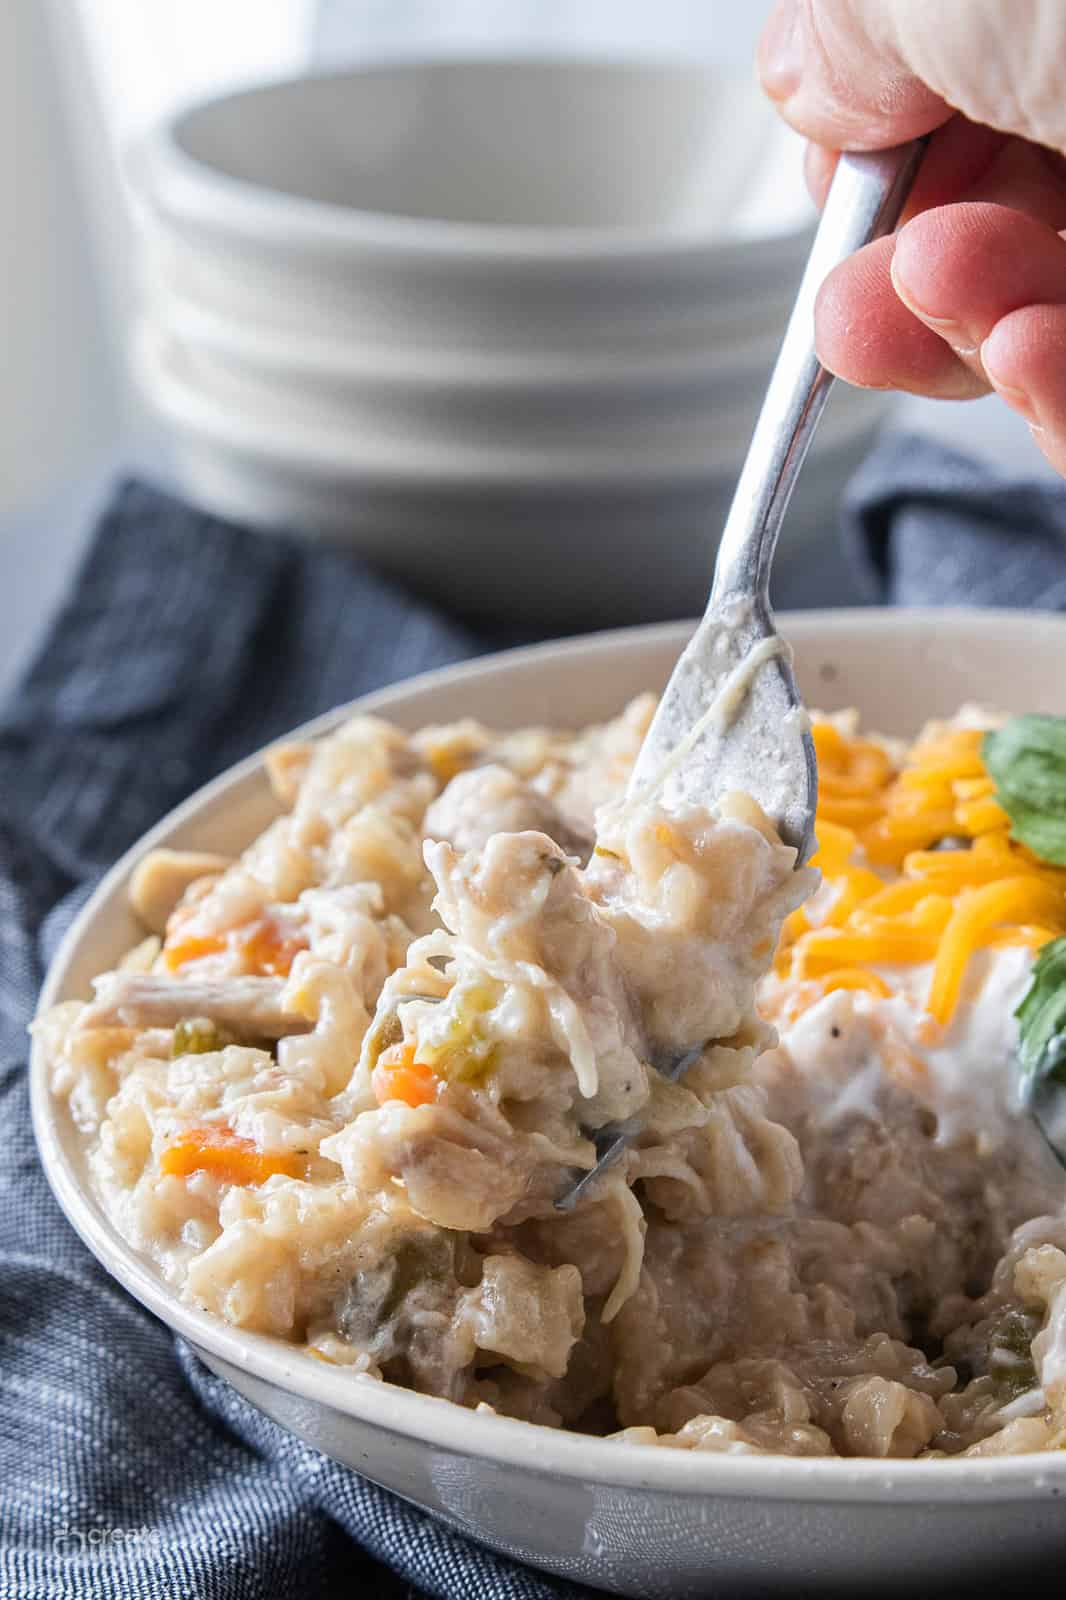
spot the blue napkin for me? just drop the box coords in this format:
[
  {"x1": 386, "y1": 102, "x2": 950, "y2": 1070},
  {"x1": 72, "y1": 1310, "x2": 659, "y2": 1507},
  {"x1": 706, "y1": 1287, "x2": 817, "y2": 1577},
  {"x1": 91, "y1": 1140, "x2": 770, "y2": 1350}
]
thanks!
[
  {"x1": 842, "y1": 432, "x2": 1066, "y2": 608},
  {"x1": 2, "y1": 453, "x2": 1063, "y2": 1600}
]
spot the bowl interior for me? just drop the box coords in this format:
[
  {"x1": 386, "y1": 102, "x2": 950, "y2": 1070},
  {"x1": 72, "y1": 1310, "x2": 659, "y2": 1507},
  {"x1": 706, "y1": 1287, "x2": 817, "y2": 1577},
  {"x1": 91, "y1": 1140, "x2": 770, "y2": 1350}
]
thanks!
[
  {"x1": 171, "y1": 59, "x2": 798, "y2": 237},
  {"x1": 32, "y1": 610, "x2": 1066, "y2": 1502}
]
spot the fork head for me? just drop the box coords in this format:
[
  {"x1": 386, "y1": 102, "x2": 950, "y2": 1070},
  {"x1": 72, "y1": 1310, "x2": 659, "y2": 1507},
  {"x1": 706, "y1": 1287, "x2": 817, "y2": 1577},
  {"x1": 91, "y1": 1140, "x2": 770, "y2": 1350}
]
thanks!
[{"x1": 626, "y1": 602, "x2": 817, "y2": 864}]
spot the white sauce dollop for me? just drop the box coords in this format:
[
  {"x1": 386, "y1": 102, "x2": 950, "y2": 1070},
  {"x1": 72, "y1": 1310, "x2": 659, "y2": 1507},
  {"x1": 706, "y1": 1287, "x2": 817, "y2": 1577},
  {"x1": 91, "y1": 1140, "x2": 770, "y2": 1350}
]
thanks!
[
  {"x1": 890, "y1": 945, "x2": 1033, "y2": 1146},
  {"x1": 773, "y1": 945, "x2": 1034, "y2": 1148}
]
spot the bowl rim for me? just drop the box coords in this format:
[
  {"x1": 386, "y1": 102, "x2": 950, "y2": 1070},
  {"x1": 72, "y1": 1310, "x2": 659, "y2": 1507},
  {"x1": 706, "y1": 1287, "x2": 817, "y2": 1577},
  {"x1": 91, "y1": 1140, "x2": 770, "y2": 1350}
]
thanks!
[
  {"x1": 31, "y1": 610, "x2": 1066, "y2": 1505},
  {"x1": 131, "y1": 57, "x2": 816, "y2": 266}
]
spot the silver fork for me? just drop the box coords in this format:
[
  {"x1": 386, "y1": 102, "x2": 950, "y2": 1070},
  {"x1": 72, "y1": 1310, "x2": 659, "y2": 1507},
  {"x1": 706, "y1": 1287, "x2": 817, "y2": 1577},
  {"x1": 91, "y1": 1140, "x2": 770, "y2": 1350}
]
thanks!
[
  {"x1": 379, "y1": 144, "x2": 926, "y2": 1206},
  {"x1": 556, "y1": 139, "x2": 928, "y2": 1212}
]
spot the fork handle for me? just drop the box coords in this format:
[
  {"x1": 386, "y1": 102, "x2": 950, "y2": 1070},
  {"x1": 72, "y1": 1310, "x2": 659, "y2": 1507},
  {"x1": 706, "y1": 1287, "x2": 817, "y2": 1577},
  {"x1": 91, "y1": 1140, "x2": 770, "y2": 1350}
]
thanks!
[{"x1": 710, "y1": 139, "x2": 928, "y2": 615}]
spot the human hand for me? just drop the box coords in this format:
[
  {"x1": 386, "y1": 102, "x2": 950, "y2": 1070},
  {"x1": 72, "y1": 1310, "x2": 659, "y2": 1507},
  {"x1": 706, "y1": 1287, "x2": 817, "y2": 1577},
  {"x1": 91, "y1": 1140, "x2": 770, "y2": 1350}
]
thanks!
[{"x1": 758, "y1": 0, "x2": 1066, "y2": 473}]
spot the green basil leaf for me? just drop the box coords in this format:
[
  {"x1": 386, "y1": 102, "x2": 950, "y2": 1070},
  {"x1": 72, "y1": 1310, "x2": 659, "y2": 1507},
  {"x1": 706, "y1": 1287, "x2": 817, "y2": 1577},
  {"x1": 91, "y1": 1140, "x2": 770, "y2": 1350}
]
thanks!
[
  {"x1": 1014, "y1": 934, "x2": 1066, "y2": 1090},
  {"x1": 983, "y1": 715, "x2": 1066, "y2": 865}
]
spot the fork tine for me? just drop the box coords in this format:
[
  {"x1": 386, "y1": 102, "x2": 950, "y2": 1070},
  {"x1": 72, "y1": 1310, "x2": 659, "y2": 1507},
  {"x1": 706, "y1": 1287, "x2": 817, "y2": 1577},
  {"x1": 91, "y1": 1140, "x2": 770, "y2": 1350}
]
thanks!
[{"x1": 554, "y1": 1041, "x2": 707, "y2": 1210}]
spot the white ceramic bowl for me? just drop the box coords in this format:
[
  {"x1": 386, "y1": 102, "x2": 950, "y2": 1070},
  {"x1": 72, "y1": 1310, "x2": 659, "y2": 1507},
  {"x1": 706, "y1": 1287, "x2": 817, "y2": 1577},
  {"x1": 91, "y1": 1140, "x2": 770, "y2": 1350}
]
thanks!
[
  {"x1": 145, "y1": 292, "x2": 788, "y2": 451},
  {"x1": 128, "y1": 56, "x2": 884, "y2": 627},
  {"x1": 31, "y1": 610, "x2": 1066, "y2": 1597},
  {"x1": 130, "y1": 58, "x2": 814, "y2": 353},
  {"x1": 138, "y1": 315, "x2": 889, "y2": 469},
  {"x1": 136, "y1": 327, "x2": 888, "y2": 627}
]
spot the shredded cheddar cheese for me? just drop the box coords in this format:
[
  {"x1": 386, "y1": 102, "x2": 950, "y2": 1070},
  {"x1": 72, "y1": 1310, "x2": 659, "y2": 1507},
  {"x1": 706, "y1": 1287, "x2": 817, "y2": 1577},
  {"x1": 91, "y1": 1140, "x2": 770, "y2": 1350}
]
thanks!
[
  {"x1": 777, "y1": 720, "x2": 1066, "y2": 1026},
  {"x1": 820, "y1": 968, "x2": 893, "y2": 998}
]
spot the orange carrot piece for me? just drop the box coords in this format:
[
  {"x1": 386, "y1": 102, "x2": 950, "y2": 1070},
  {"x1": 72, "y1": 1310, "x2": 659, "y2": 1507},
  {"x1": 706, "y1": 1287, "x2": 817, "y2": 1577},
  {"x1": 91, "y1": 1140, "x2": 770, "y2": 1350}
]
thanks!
[
  {"x1": 163, "y1": 914, "x2": 307, "y2": 976},
  {"x1": 234, "y1": 918, "x2": 307, "y2": 978},
  {"x1": 163, "y1": 933, "x2": 228, "y2": 971},
  {"x1": 372, "y1": 1044, "x2": 439, "y2": 1108},
  {"x1": 161, "y1": 1125, "x2": 300, "y2": 1185}
]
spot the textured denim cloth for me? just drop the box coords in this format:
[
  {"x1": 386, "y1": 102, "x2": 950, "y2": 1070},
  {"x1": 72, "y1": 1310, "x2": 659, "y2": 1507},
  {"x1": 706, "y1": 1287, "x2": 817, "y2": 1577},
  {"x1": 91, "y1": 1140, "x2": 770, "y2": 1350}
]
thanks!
[
  {"x1": 842, "y1": 433, "x2": 1066, "y2": 608},
  {"x1": 2, "y1": 452, "x2": 1064, "y2": 1600}
]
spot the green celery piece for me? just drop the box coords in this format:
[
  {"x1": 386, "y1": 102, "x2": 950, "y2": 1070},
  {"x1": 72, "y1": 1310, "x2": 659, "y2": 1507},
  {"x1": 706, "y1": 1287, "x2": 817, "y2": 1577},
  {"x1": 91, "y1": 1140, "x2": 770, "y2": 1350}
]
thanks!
[{"x1": 172, "y1": 1018, "x2": 236, "y2": 1057}]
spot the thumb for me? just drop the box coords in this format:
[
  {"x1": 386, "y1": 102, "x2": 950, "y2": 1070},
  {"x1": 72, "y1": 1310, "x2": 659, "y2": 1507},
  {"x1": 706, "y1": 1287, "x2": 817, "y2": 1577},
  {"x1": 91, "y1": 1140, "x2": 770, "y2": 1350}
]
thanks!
[{"x1": 759, "y1": 0, "x2": 1066, "y2": 156}]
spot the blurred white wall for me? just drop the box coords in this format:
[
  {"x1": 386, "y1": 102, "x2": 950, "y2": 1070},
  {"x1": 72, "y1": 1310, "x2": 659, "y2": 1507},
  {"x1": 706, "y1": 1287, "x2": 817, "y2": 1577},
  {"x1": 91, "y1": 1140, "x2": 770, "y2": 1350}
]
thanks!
[
  {"x1": 0, "y1": 0, "x2": 124, "y2": 691},
  {"x1": 0, "y1": 0, "x2": 319, "y2": 693},
  {"x1": 1, "y1": 0, "x2": 121, "y2": 520},
  {"x1": 54, "y1": 0, "x2": 321, "y2": 443},
  {"x1": 313, "y1": 1, "x2": 769, "y2": 64}
]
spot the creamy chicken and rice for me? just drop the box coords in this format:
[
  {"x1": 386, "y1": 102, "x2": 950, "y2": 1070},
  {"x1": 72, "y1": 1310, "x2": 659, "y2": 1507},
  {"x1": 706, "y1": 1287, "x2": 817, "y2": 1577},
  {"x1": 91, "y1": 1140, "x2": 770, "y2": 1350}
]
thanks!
[{"x1": 38, "y1": 694, "x2": 1066, "y2": 1459}]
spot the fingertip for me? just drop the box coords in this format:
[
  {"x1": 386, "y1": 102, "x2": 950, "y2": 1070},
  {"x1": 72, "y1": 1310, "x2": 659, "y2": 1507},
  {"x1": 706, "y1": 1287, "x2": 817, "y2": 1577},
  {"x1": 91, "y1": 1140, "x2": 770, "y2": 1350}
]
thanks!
[
  {"x1": 756, "y1": 0, "x2": 951, "y2": 148},
  {"x1": 981, "y1": 304, "x2": 1066, "y2": 477},
  {"x1": 890, "y1": 205, "x2": 998, "y2": 332},
  {"x1": 979, "y1": 340, "x2": 1038, "y2": 426},
  {"x1": 890, "y1": 203, "x2": 1066, "y2": 373},
  {"x1": 981, "y1": 304, "x2": 1066, "y2": 429},
  {"x1": 815, "y1": 239, "x2": 986, "y2": 399}
]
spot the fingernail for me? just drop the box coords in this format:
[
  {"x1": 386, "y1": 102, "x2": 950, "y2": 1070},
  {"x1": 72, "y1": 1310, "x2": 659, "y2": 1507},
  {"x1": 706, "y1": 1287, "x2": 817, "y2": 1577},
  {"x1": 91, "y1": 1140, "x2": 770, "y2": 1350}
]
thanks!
[
  {"x1": 980, "y1": 337, "x2": 1040, "y2": 425},
  {"x1": 759, "y1": 1, "x2": 804, "y2": 102},
  {"x1": 889, "y1": 252, "x2": 977, "y2": 355}
]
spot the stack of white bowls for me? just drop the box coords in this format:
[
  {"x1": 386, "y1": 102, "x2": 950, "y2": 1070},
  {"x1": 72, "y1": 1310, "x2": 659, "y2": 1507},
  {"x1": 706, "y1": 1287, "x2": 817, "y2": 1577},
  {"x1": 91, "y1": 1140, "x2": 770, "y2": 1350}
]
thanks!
[{"x1": 130, "y1": 58, "x2": 891, "y2": 628}]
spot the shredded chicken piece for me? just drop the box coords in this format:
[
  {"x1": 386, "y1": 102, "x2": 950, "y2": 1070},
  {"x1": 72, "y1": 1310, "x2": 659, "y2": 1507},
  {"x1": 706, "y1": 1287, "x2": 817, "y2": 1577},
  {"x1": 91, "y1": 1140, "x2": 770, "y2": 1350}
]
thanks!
[
  {"x1": 78, "y1": 974, "x2": 312, "y2": 1039},
  {"x1": 424, "y1": 765, "x2": 594, "y2": 864}
]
